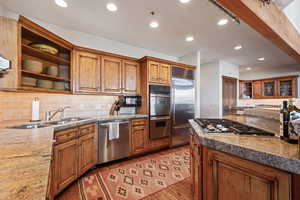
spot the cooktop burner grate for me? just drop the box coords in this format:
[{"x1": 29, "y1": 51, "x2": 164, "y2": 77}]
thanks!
[{"x1": 195, "y1": 118, "x2": 274, "y2": 136}]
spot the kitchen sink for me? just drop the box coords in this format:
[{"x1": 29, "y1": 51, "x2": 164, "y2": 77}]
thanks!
[
  {"x1": 7, "y1": 123, "x2": 51, "y2": 129},
  {"x1": 6, "y1": 117, "x2": 88, "y2": 129},
  {"x1": 47, "y1": 117, "x2": 88, "y2": 125}
]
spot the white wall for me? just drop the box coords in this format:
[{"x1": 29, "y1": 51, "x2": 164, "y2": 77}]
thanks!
[
  {"x1": 219, "y1": 61, "x2": 240, "y2": 116},
  {"x1": 0, "y1": 3, "x2": 4, "y2": 16},
  {"x1": 3, "y1": 10, "x2": 178, "y2": 61},
  {"x1": 179, "y1": 51, "x2": 201, "y2": 118},
  {"x1": 199, "y1": 60, "x2": 240, "y2": 118},
  {"x1": 200, "y1": 61, "x2": 221, "y2": 118},
  {"x1": 283, "y1": 0, "x2": 300, "y2": 33}
]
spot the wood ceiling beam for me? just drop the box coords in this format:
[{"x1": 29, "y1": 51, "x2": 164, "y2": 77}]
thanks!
[{"x1": 217, "y1": 0, "x2": 300, "y2": 63}]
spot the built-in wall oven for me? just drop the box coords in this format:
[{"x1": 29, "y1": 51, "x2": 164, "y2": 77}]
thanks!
[{"x1": 149, "y1": 85, "x2": 171, "y2": 139}]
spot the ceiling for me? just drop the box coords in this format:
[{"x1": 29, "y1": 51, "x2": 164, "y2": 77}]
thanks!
[
  {"x1": 0, "y1": 0, "x2": 299, "y2": 71},
  {"x1": 273, "y1": 0, "x2": 294, "y2": 9}
]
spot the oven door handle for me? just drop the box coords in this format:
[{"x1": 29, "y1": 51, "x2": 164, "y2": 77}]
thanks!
[{"x1": 150, "y1": 116, "x2": 171, "y2": 120}]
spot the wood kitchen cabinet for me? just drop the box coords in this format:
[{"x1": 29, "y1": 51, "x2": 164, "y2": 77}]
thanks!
[
  {"x1": 50, "y1": 123, "x2": 97, "y2": 198},
  {"x1": 78, "y1": 124, "x2": 97, "y2": 176},
  {"x1": 159, "y1": 63, "x2": 171, "y2": 84},
  {"x1": 277, "y1": 77, "x2": 297, "y2": 98},
  {"x1": 262, "y1": 79, "x2": 276, "y2": 98},
  {"x1": 240, "y1": 76, "x2": 298, "y2": 99},
  {"x1": 190, "y1": 131, "x2": 292, "y2": 200},
  {"x1": 190, "y1": 135, "x2": 202, "y2": 200},
  {"x1": 204, "y1": 149, "x2": 291, "y2": 200},
  {"x1": 73, "y1": 49, "x2": 140, "y2": 95},
  {"x1": 101, "y1": 56, "x2": 122, "y2": 93},
  {"x1": 149, "y1": 61, "x2": 160, "y2": 83},
  {"x1": 122, "y1": 60, "x2": 140, "y2": 94},
  {"x1": 252, "y1": 80, "x2": 262, "y2": 99},
  {"x1": 131, "y1": 118, "x2": 147, "y2": 155},
  {"x1": 52, "y1": 137, "x2": 78, "y2": 195},
  {"x1": 73, "y1": 50, "x2": 101, "y2": 93},
  {"x1": 239, "y1": 81, "x2": 252, "y2": 99},
  {"x1": 148, "y1": 61, "x2": 171, "y2": 85}
]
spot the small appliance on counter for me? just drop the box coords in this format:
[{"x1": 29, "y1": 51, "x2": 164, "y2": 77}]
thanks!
[
  {"x1": 109, "y1": 95, "x2": 142, "y2": 115},
  {"x1": 122, "y1": 95, "x2": 141, "y2": 107}
]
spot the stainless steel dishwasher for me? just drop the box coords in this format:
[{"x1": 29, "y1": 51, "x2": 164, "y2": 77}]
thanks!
[{"x1": 98, "y1": 120, "x2": 130, "y2": 164}]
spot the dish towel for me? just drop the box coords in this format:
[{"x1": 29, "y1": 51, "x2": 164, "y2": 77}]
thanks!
[{"x1": 108, "y1": 122, "x2": 120, "y2": 140}]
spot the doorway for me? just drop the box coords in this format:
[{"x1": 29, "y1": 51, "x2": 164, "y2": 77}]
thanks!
[{"x1": 222, "y1": 76, "x2": 237, "y2": 116}]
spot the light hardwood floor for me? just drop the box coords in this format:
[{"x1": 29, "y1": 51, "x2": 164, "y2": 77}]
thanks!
[{"x1": 58, "y1": 147, "x2": 193, "y2": 200}]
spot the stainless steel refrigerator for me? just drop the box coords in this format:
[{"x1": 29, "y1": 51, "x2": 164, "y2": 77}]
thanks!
[{"x1": 171, "y1": 66, "x2": 195, "y2": 147}]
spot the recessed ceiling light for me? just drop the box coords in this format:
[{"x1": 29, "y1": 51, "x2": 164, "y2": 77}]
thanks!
[
  {"x1": 55, "y1": 0, "x2": 68, "y2": 8},
  {"x1": 185, "y1": 36, "x2": 194, "y2": 42},
  {"x1": 258, "y1": 57, "x2": 265, "y2": 61},
  {"x1": 246, "y1": 67, "x2": 252, "y2": 71},
  {"x1": 234, "y1": 45, "x2": 242, "y2": 50},
  {"x1": 106, "y1": 3, "x2": 118, "y2": 12},
  {"x1": 150, "y1": 21, "x2": 159, "y2": 28},
  {"x1": 179, "y1": 0, "x2": 192, "y2": 3},
  {"x1": 218, "y1": 18, "x2": 228, "y2": 26}
]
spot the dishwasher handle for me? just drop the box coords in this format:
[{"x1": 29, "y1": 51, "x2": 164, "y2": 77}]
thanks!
[{"x1": 99, "y1": 121, "x2": 129, "y2": 127}]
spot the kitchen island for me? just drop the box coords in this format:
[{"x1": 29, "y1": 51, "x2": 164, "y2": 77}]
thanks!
[
  {"x1": 189, "y1": 115, "x2": 300, "y2": 200},
  {"x1": 0, "y1": 114, "x2": 147, "y2": 200}
]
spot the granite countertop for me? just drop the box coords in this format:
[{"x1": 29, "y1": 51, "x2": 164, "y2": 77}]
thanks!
[
  {"x1": 189, "y1": 116, "x2": 300, "y2": 174},
  {"x1": 0, "y1": 114, "x2": 148, "y2": 200}
]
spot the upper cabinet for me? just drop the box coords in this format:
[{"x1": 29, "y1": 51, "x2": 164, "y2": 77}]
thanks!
[
  {"x1": 122, "y1": 60, "x2": 140, "y2": 94},
  {"x1": 73, "y1": 48, "x2": 140, "y2": 95},
  {"x1": 19, "y1": 16, "x2": 73, "y2": 94},
  {"x1": 278, "y1": 77, "x2": 297, "y2": 98},
  {"x1": 159, "y1": 63, "x2": 171, "y2": 85},
  {"x1": 101, "y1": 56, "x2": 122, "y2": 93},
  {"x1": 239, "y1": 80, "x2": 253, "y2": 99},
  {"x1": 148, "y1": 61, "x2": 171, "y2": 85},
  {"x1": 262, "y1": 79, "x2": 276, "y2": 98},
  {"x1": 240, "y1": 76, "x2": 298, "y2": 99},
  {"x1": 252, "y1": 81, "x2": 262, "y2": 99},
  {"x1": 73, "y1": 50, "x2": 101, "y2": 94},
  {"x1": 149, "y1": 61, "x2": 160, "y2": 83}
]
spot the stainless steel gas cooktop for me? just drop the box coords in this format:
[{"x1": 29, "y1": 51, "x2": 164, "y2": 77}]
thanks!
[{"x1": 195, "y1": 118, "x2": 275, "y2": 136}]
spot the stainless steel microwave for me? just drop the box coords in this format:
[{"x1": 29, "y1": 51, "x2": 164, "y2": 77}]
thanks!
[{"x1": 121, "y1": 96, "x2": 142, "y2": 107}]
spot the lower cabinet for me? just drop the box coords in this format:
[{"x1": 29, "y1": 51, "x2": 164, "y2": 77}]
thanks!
[
  {"x1": 78, "y1": 132, "x2": 96, "y2": 176},
  {"x1": 190, "y1": 135, "x2": 202, "y2": 200},
  {"x1": 50, "y1": 123, "x2": 97, "y2": 198},
  {"x1": 130, "y1": 118, "x2": 170, "y2": 155},
  {"x1": 190, "y1": 133, "x2": 292, "y2": 200},
  {"x1": 52, "y1": 139, "x2": 78, "y2": 194},
  {"x1": 131, "y1": 118, "x2": 147, "y2": 155},
  {"x1": 205, "y1": 149, "x2": 291, "y2": 200}
]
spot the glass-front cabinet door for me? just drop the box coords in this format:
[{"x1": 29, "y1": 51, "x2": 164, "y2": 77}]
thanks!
[
  {"x1": 278, "y1": 77, "x2": 296, "y2": 98},
  {"x1": 262, "y1": 80, "x2": 276, "y2": 98}
]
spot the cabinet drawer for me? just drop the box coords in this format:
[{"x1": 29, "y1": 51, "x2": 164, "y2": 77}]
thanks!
[
  {"x1": 79, "y1": 123, "x2": 96, "y2": 137},
  {"x1": 132, "y1": 118, "x2": 147, "y2": 126},
  {"x1": 54, "y1": 128, "x2": 78, "y2": 145},
  {"x1": 132, "y1": 125, "x2": 146, "y2": 131}
]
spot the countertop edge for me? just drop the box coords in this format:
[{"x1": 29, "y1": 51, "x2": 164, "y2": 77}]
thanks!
[{"x1": 189, "y1": 119, "x2": 300, "y2": 174}]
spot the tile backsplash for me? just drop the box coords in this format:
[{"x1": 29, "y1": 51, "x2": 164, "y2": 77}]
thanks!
[{"x1": 0, "y1": 91, "x2": 118, "y2": 121}]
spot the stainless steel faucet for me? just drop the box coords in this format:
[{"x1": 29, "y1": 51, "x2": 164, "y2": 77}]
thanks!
[{"x1": 45, "y1": 106, "x2": 71, "y2": 121}]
